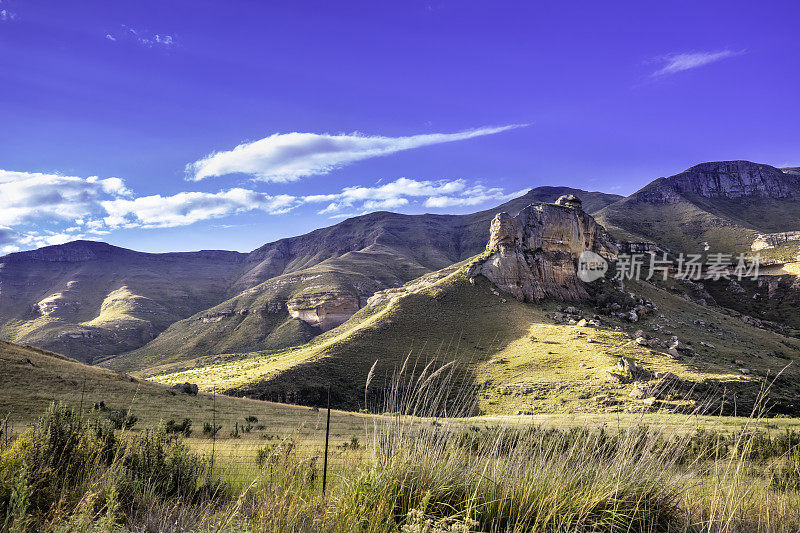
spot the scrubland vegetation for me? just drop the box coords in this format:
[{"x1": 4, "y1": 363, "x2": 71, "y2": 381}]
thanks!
[{"x1": 2, "y1": 361, "x2": 800, "y2": 532}]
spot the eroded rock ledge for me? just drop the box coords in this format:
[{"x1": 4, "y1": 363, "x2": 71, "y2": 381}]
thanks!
[
  {"x1": 286, "y1": 293, "x2": 360, "y2": 331},
  {"x1": 470, "y1": 195, "x2": 618, "y2": 302}
]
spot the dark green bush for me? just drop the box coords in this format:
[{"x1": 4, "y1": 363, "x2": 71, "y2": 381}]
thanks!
[
  {"x1": 164, "y1": 418, "x2": 192, "y2": 437},
  {"x1": 203, "y1": 422, "x2": 222, "y2": 437}
]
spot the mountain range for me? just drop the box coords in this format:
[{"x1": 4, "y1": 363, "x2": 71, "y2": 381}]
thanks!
[
  {"x1": 2, "y1": 160, "x2": 800, "y2": 414},
  {"x1": 0, "y1": 186, "x2": 620, "y2": 365},
  {"x1": 596, "y1": 160, "x2": 800, "y2": 253}
]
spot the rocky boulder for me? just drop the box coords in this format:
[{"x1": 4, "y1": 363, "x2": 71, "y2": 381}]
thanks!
[
  {"x1": 171, "y1": 382, "x2": 199, "y2": 396},
  {"x1": 471, "y1": 198, "x2": 618, "y2": 302}
]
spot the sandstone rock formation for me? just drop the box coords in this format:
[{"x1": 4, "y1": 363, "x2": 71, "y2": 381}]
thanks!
[
  {"x1": 471, "y1": 196, "x2": 618, "y2": 302},
  {"x1": 287, "y1": 293, "x2": 360, "y2": 331},
  {"x1": 752, "y1": 231, "x2": 800, "y2": 251}
]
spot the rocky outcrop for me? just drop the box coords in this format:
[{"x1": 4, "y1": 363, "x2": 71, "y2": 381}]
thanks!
[
  {"x1": 287, "y1": 293, "x2": 360, "y2": 331},
  {"x1": 752, "y1": 231, "x2": 800, "y2": 251},
  {"x1": 470, "y1": 196, "x2": 618, "y2": 302}
]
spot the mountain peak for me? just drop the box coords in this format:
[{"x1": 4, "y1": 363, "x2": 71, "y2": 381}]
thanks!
[
  {"x1": 668, "y1": 160, "x2": 800, "y2": 199},
  {"x1": 1, "y1": 240, "x2": 129, "y2": 263}
]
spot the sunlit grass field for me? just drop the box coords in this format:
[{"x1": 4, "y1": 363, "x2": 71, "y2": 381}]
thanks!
[{"x1": 3, "y1": 362, "x2": 800, "y2": 532}]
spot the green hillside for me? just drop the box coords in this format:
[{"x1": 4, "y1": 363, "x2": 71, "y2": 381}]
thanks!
[
  {"x1": 596, "y1": 200, "x2": 758, "y2": 253},
  {"x1": 0, "y1": 339, "x2": 368, "y2": 439},
  {"x1": 150, "y1": 261, "x2": 800, "y2": 416}
]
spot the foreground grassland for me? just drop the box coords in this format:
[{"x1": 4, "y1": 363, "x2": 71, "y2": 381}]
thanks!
[
  {"x1": 4, "y1": 340, "x2": 800, "y2": 531},
  {"x1": 2, "y1": 399, "x2": 800, "y2": 532},
  {"x1": 0, "y1": 340, "x2": 368, "y2": 440}
]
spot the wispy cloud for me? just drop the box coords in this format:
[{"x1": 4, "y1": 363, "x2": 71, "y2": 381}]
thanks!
[
  {"x1": 651, "y1": 50, "x2": 743, "y2": 78},
  {"x1": 105, "y1": 25, "x2": 176, "y2": 48},
  {"x1": 0, "y1": 226, "x2": 21, "y2": 254},
  {"x1": 425, "y1": 184, "x2": 528, "y2": 208},
  {"x1": 187, "y1": 126, "x2": 526, "y2": 182},
  {"x1": 301, "y1": 178, "x2": 526, "y2": 216}
]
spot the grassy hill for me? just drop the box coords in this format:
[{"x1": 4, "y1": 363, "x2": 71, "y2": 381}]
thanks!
[
  {"x1": 0, "y1": 242, "x2": 247, "y2": 363},
  {"x1": 0, "y1": 339, "x2": 368, "y2": 445},
  {"x1": 149, "y1": 260, "x2": 800, "y2": 416},
  {"x1": 596, "y1": 161, "x2": 800, "y2": 253}
]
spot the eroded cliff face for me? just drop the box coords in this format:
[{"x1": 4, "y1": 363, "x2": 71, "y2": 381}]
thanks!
[
  {"x1": 471, "y1": 196, "x2": 618, "y2": 302},
  {"x1": 286, "y1": 293, "x2": 360, "y2": 331}
]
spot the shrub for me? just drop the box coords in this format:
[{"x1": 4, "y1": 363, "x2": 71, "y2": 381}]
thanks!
[
  {"x1": 164, "y1": 418, "x2": 192, "y2": 437},
  {"x1": 107, "y1": 410, "x2": 138, "y2": 430},
  {"x1": 202, "y1": 422, "x2": 222, "y2": 437},
  {"x1": 0, "y1": 403, "x2": 221, "y2": 530}
]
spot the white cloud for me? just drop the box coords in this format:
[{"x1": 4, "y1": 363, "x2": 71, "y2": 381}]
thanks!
[
  {"x1": 651, "y1": 50, "x2": 742, "y2": 77},
  {"x1": 0, "y1": 169, "x2": 301, "y2": 252},
  {"x1": 0, "y1": 8, "x2": 16, "y2": 21},
  {"x1": 187, "y1": 126, "x2": 525, "y2": 182},
  {"x1": 0, "y1": 170, "x2": 133, "y2": 250},
  {"x1": 0, "y1": 170, "x2": 132, "y2": 228},
  {"x1": 105, "y1": 34, "x2": 116, "y2": 41},
  {"x1": 301, "y1": 177, "x2": 526, "y2": 216},
  {"x1": 102, "y1": 189, "x2": 299, "y2": 228}
]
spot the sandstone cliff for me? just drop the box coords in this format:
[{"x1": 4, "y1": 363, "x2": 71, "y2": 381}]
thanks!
[
  {"x1": 470, "y1": 196, "x2": 618, "y2": 302},
  {"x1": 287, "y1": 293, "x2": 360, "y2": 331}
]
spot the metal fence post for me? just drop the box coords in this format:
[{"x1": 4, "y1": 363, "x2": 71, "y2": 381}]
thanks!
[
  {"x1": 211, "y1": 386, "x2": 216, "y2": 476},
  {"x1": 322, "y1": 384, "x2": 331, "y2": 495}
]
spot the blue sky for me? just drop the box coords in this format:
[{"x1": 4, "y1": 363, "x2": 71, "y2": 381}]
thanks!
[{"x1": 1, "y1": 0, "x2": 798, "y2": 253}]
